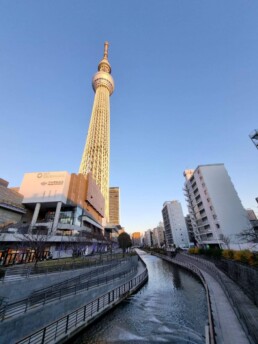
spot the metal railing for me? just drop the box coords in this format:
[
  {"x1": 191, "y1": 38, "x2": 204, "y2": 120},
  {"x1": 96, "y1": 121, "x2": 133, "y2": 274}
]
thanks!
[
  {"x1": 31, "y1": 258, "x2": 129, "y2": 296},
  {"x1": 0, "y1": 259, "x2": 137, "y2": 322},
  {"x1": 2, "y1": 253, "x2": 128, "y2": 282},
  {"x1": 17, "y1": 268, "x2": 148, "y2": 344}
]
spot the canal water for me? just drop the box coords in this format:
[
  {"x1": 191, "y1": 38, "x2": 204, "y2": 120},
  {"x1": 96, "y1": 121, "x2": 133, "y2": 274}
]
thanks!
[{"x1": 72, "y1": 251, "x2": 208, "y2": 343}]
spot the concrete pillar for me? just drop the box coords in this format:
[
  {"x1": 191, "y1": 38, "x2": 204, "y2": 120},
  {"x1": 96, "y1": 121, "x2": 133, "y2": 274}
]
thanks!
[
  {"x1": 52, "y1": 201, "x2": 62, "y2": 235},
  {"x1": 30, "y1": 203, "x2": 41, "y2": 231}
]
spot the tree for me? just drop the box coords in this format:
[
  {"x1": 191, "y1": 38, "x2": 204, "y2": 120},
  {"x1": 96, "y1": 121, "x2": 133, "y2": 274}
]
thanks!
[
  {"x1": 236, "y1": 228, "x2": 258, "y2": 244},
  {"x1": 17, "y1": 228, "x2": 51, "y2": 266},
  {"x1": 221, "y1": 234, "x2": 231, "y2": 249},
  {"x1": 118, "y1": 232, "x2": 132, "y2": 257}
]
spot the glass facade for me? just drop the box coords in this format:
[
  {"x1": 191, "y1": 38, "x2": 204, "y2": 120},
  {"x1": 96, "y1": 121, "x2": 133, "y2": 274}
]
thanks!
[{"x1": 45, "y1": 207, "x2": 83, "y2": 226}]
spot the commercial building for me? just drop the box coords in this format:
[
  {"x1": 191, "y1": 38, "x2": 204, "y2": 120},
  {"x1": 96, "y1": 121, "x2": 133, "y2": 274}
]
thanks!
[
  {"x1": 0, "y1": 178, "x2": 26, "y2": 228},
  {"x1": 183, "y1": 164, "x2": 252, "y2": 247},
  {"x1": 109, "y1": 187, "x2": 120, "y2": 225},
  {"x1": 79, "y1": 42, "x2": 114, "y2": 221},
  {"x1": 19, "y1": 171, "x2": 104, "y2": 235},
  {"x1": 162, "y1": 201, "x2": 189, "y2": 248}
]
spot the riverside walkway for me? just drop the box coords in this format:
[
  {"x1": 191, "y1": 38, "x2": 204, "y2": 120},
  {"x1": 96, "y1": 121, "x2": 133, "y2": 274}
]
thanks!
[{"x1": 165, "y1": 252, "x2": 258, "y2": 344}]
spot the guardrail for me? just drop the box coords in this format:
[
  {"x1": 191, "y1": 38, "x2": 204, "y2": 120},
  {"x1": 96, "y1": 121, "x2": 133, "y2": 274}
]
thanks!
[
  {"x1": 2, "y1": 253, "x2": 131, "y2": 282},
  {"x1": 151, "y1": 252, "x2": 216, "y2": 344},
  {"x1": 0, "y1": 260, "x2": 137, "y2": 322},
  {"x1": 16, "y1": 268, "x2": 148, "y2": 344}
]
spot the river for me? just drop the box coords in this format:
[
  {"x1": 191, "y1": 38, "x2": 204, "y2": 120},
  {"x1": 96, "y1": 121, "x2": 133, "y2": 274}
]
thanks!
[{"x1": 71, "y1": 250, "x2": 208, "y2": 343}]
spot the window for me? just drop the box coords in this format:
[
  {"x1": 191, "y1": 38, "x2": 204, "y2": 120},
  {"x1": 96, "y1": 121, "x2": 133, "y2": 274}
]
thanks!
[
  {"x1": 216, "y1": 224, "x2": 220, "y2": 229},
  {"x1": 207, "y1": 198, "x2": 210, "y2": 203}
]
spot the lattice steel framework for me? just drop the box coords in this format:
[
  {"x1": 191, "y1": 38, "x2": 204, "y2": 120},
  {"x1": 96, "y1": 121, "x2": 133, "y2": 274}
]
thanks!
[{"x1": 79, "y1": 42, "x2": 114, "y2": 220}]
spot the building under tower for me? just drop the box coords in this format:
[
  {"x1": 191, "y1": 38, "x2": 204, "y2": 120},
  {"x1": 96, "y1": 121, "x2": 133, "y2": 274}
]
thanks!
[
  {"x1": 79, "y1": 42, "x2": 114, "y2": 222},
  {"x1": 109, "y1": 187, "x2": 120, "y2": 226}
]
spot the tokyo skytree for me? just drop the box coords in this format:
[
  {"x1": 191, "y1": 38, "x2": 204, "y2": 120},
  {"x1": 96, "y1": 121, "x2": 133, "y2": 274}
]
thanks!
[{"x1": 79, "y1": 42, "x2": 114, "y2": 221}]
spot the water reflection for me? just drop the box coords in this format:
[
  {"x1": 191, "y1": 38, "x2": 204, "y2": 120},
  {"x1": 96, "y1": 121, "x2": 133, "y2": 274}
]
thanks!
[{"x1": 71, "y1": 251, "x2": 208, "y2": 343}]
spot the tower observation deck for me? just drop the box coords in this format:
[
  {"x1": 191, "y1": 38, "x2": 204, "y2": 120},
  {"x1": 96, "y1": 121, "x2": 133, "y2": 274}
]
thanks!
[{"x1": 79, "y1": 42, "x2": 114, "y2": 221}]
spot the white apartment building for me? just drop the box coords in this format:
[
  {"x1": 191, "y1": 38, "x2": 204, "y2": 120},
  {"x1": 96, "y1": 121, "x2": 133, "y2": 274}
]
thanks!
[
  {"x1": 144, "y1": 229, "x2": 153, "y2": 247},
  {"x1": 152, "y1": 224, "x2": 165, "y2": 248},
  {"x1": 183, "y1": 164, "x2": 252, "y2": 247},
  {"x1": 162, "y1": 201, "x2": 189, "y2": 248}
]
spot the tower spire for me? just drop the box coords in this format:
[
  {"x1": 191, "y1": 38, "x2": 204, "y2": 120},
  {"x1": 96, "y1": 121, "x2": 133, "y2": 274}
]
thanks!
[
  {"x1": 98, "y1": 41, "x2": 111, "y2": 74},
  {"x1": 79, "y1": 42, "x2": 115, "y2": 222},
  {"x1": 104, "y1": 41, "x2": 109, "y2": 59}
]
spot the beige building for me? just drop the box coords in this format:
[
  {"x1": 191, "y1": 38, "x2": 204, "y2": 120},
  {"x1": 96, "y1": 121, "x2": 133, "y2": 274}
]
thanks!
[
  {"x1": 19, "y1": 171, "x2": 105, "y2": 234},
  {"x1": 131, "y1": 232, "x2": 141, "y2": 246},
  {"x1": 152, "y1": 225, "x2": 165, "y2": 248},
  {"x1": 109, "y1": 187, "x2": 120, "y2": 225}
]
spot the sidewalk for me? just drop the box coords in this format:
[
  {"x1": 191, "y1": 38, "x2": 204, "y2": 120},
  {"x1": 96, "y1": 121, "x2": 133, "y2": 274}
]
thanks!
[{"x1": 175, "y1": 254, "x2": 258, "y2": 344}]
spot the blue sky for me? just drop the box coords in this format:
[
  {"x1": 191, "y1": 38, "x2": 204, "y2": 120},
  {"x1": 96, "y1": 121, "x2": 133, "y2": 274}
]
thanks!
[{"x1": 1, "y1": 1, "x2": 258, "y2": 233}]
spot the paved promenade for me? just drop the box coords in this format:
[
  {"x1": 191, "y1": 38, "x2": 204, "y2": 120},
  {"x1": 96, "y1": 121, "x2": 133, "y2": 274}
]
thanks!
[{"x1": 175, "y1": 254, "x2": 258, "y2": 344}]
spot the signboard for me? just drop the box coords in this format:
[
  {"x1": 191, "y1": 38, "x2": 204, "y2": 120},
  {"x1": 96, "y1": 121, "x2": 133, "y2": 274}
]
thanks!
[{"x1": 19, "y1": 171, "x2": 71, "y2": 204}]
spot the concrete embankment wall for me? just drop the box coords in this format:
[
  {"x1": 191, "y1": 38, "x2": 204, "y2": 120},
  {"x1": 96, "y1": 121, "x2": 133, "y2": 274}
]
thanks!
[
  {"x1": 0, "y1": 258, "x2": 133, "y2": 302},
  {"x1": 58, "y1": 257, "x2": 148, "y2": 344},
  {"x1": 0, "y1": 263, "x2": 110, "y2": 302},
  {"x1": 0, "y1": 256, "x2": 147, "y2": 344}
]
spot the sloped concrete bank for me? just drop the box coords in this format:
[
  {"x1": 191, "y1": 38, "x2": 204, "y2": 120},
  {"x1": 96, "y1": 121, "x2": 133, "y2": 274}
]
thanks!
[
  {"x1": 150, "y1": 251, "x2": 256, "y2": 344},
  {"x1": 59, "y1": 257, "x2": 148, "y2": 344},
  {"x1": 1, "y1": 255, "x2": 148, "y2": 344}
]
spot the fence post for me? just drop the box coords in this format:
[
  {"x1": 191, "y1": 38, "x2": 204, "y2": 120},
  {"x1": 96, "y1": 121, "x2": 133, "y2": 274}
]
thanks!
[
  {"x1": 65, "y1": 315, "x2": 69, "y2": 333},
  {"x1": 41, "y1": 327, "x2": 46, "y2": 344},
  {"x1": 83, "y1": 305, "x2": 86, "y2": 321},
  {"x1": 25, "y1": 298, "x2": 29, "y2": 313}
]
